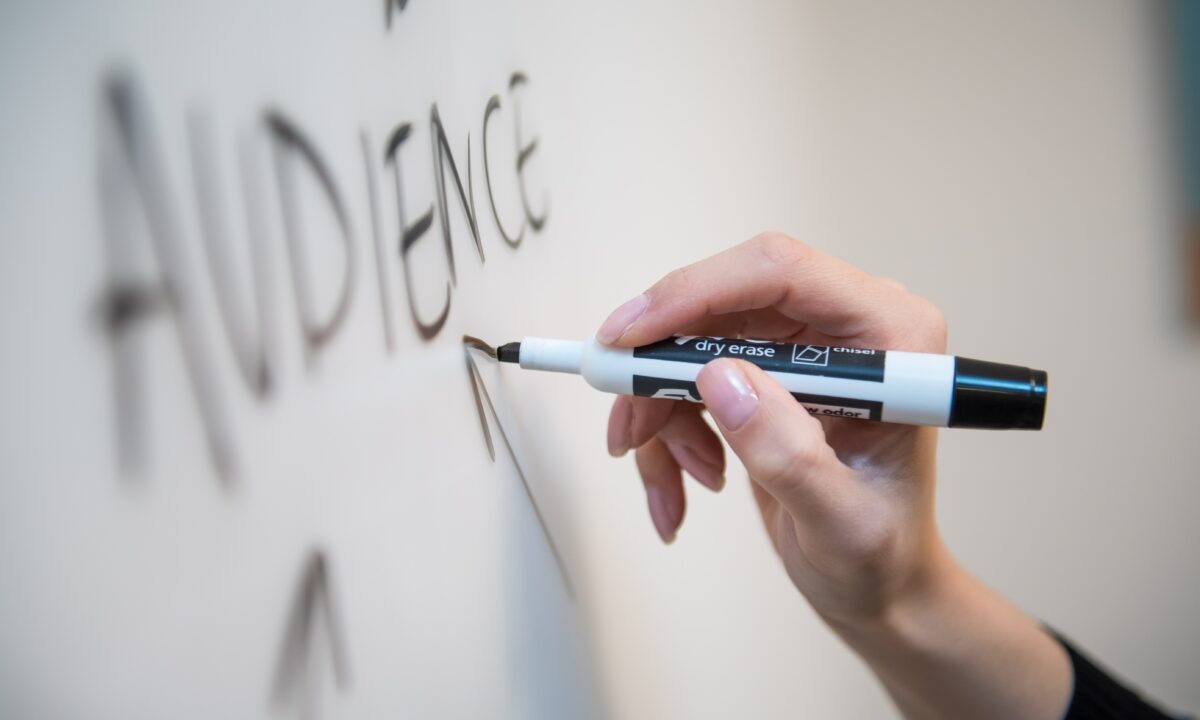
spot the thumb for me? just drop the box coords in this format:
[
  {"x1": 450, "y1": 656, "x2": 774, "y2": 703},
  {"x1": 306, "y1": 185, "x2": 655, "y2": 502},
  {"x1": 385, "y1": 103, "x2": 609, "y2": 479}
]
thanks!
[{"x1": 695, "y1": 358, "x2": 858, "y2": 532}]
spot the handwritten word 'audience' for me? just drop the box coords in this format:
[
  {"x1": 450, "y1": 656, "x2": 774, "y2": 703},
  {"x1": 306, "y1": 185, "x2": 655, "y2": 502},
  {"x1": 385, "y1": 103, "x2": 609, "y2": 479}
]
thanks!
[{"x1": 97, "y1": 71, "x2": 548, "y2": 483}]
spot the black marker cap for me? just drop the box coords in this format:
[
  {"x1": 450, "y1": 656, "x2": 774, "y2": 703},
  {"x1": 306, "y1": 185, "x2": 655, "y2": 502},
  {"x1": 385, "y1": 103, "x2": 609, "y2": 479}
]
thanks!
[{"x1": 948, "y1": 357, "x2": 1048, "y2": 430}]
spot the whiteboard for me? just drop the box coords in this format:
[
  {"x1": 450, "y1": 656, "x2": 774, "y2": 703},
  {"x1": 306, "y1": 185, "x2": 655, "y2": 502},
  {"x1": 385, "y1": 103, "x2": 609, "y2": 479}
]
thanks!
[
  {"x1": 6, "y1": 1, "x2": 1200, "y2": 719},
  {"x1": 0, "y1": 1, "x2": 596, "y2": 717}
]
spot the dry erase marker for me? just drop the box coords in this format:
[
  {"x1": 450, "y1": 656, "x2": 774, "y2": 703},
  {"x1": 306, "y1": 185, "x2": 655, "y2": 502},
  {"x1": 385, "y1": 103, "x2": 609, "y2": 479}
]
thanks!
[{"x1": 496, "y1": 336, "x2": 1047, "y2": 430}]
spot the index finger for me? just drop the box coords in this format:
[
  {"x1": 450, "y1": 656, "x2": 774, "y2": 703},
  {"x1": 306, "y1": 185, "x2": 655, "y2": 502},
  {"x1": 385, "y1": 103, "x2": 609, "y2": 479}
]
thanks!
[{"x1": 596, "y1": 233, "x2": 941, "y2": 351}]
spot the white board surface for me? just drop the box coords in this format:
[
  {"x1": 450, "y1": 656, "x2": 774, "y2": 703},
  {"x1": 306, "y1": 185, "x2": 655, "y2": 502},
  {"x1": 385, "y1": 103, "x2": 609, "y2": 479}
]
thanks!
[
  {"x1": 0, "y1": 1, "x2": 593, "y2": 718},
  {"x1": 5, "y1": 2, "x2": 1200, "y2": 719}
]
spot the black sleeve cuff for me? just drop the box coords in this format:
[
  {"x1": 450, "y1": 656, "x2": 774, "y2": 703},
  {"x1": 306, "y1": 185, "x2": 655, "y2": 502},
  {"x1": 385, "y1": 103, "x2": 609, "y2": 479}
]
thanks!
[{"x1": 1053, "y1": 631, "x2": 1183, "y2": 720}]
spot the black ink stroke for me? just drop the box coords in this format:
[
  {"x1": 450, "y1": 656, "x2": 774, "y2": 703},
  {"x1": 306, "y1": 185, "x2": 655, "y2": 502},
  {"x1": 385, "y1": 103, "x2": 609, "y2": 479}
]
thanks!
[
  {"x1": 430, "y1": 103, "x2": 484, "y2": 284},
  {"x1": 463, "y1": 338, "x2": 573, "y2": 596},
  {"x1": 384, "y1": 0, "x2": 410, "y2": 30},
  {"x1": 361, "y1": 130, "x2": 395, "y2": 353},
  {"x1": 272, "y1": 548, "x2": 351, "y2": 720},
  {"x1": 481, "y1": 95, "x2": 525, "y2": 248},
  {"x1": 461, "y1": 334, "x2": 497, "y2": 359},
  {"x1": 266, "y1": 112, "x2": 357, "y2": 361},
  {"x1": 508, "y1": 73, "x2": 548, "y2": 232},
  {"x1": 93, "y1": 70, "x2": 549, "y2": 481},
  {"x1": 385, "y1": 122, "x2": 446, "y2": 340},
  {"x1": 97, "y1": 71, "x2": 237, "y2": 484},
  {"x1": 188, "y1": 110, "x2": 274, "y2": 396}
]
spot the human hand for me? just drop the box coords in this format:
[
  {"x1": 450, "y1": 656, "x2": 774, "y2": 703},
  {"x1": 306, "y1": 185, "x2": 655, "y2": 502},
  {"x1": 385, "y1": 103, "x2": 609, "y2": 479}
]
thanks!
[
  {"x1": 598, "y1": 233, "x2": 1072, "y2": 719},
  {"x1": 598, "y1": 232, "x2": 948, "y2": 625}
]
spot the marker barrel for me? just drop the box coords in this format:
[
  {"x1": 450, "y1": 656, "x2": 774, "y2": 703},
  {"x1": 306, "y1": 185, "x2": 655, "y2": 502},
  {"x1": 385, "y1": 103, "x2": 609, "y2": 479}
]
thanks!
[{"x1": 513, "y1": 336, "x2": 1046, "y2": 430}]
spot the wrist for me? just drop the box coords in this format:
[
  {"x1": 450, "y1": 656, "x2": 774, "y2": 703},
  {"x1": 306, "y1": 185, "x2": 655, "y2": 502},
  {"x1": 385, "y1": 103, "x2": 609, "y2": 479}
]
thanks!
[
  {"x1": 822, "y1": 539, "x2": 965, "y2": 649},
  {"x1": 819, "y1": 542, "x2": 1072, "y2": 720}
]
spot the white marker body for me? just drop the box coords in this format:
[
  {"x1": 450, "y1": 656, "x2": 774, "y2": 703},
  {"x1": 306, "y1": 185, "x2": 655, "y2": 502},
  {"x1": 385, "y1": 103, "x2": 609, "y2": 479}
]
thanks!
[{"x1": 517, "y1": 336, "x2": 955, "y2": 427}]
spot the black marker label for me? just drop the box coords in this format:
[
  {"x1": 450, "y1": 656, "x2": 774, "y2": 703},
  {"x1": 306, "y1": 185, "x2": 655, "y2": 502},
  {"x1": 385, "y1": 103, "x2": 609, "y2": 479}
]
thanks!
[
  {"x1": 633, "y1": 336, "x2": 886, "y2": 383},
  {"x1": 631, "y1": 376, "x2": 883, "y2": 421},
  {"x1": 790, "y1": 392, "x2": 882, "y2": 421},
  {"x1": 632, "y1": 376, "x2": 703, "y2": 403}
]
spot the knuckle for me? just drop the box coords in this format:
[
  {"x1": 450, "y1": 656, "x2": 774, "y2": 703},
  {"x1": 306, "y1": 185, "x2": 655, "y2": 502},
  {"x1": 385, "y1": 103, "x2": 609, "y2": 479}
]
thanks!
[
  {"x1": 842, "y1": 514, "x2": 897, "y2": 568},
  {"x1": 877, "y1": 281, "x2": 948, "y2": 351},
  {"x1": 755, "y1": 438, "x2": 824, "y2": 489},
  {"x1": 915, "y1": 296, "x2": 948, "y2": 347},
  {"x1": 634, "y1": 442, "x2": 663, "y2": 479},
  {"x1": 656, "y1": 263, "x2": 695, "y2": 296},
  {"x1": 630, "y1": 397, "x2": 674, "y2": 439},
  {"x1": 750, "y1": 231, "x2": 809, "y2": 268}
]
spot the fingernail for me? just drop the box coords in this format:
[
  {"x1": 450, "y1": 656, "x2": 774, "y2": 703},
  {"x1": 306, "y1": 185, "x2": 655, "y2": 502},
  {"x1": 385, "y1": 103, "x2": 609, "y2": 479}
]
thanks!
[
  {"x1": 597, "y1": 294, "x2": 649, "y2": 344},
  {"x1": 668, "y1": 442, "x2": 725, "y2": 492},
  {"x1": 646, "y1": 485, "x2": 677, "y2": 544},
  {"x1": 608, "y1": 435, "x2": 631, "y2": 458},
  {"x1": 608, "y1": 400, "x2": 633, "y2": 457},
  {"x1": 700, "y1": 361, "x2": 759, "y2": 431}
]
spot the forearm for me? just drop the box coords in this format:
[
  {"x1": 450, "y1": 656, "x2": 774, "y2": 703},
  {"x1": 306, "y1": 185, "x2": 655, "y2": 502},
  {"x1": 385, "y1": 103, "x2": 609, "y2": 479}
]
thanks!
[{"x1": 826, "y1": 544, "x2": 1072, "y2": 720}]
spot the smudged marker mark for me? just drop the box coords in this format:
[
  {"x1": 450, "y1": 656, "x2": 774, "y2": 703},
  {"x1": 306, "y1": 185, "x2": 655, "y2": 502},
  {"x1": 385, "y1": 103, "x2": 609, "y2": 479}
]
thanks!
[
  {"x1": 463, "y1": 337, "x2": 573, "y2": 596},
  {"x1": 273, "y1": 549, "x2": 350, "y2": 720},
  {"x1": 266, "y1": 111, "x2": 357, "y2": 363},
  {"x1": 385, "y1": 0, "x2": 410, "y2": 29},
  {"x1": 385, "y1": 122, "x2": 445, "y2": 340},
  {"x1": 482, "y1": 95, "x2": 525, "y2": 249},
  {"x1": 361, "y1": 129, "x2": 396, "y2": 353},
  {"x1": 431, "y1": 103, "x2": 484, "y2": 284},
  {"x1": 188, "y1": 109, "x2": 275, "y2": 397},
  {"x1": 509, "y1": 73, "x2": 548, "y2": 232},
  {"x1": 461, "y1": 334, "x2": 497, "y2": 359},
  {"x1": 97, "y1": 71, "x2": 237, "y2": 485}
]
